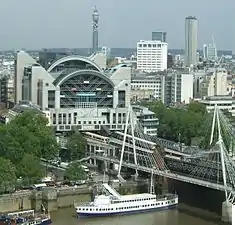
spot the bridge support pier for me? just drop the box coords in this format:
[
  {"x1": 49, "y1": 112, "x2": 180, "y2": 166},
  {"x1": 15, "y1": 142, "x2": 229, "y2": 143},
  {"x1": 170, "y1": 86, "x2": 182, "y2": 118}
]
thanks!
[{"x1": 222, "y1": 201, "x2": 233, "y2": 223}]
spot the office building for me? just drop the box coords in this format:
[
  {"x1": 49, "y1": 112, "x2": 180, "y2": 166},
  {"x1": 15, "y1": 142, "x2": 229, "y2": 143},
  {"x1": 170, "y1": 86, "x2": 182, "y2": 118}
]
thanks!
[
  {"x1": 199, "y1": 68, "x2": 228, "y2": 97},
  {"x1": 132, "y1": 105, "x2": 159, "y2": 136},
  {"x1": 0, "y1": 73, "x2": 14, "y2": 108},
  {"x1": 131, "y1": 73, "x2": 164, "y2": 101},
  {"x1": 101, "y1": 46, "x2": 111, "y2": 57},
  {"x1": 152, "y1": 31, "x2": 167, "y2": 42},
  {"x1": 14, "y1": 50, "x2": 133, "y2": 133},
  {"x1": 199, "y1": 96, "x2": 235, "y2": 116},
  {"x1": 137, "y1": 40, "x2": 168, "y2": 72},
  {"x1": 185, "y1": 16, "x2": 198, "y2": 66},
  {"x1": 203, "y1": 41, "x2": 217, "y2": 61},
  {"x1": 163, "y1": 71, "x2": 194, "y2": 104}
]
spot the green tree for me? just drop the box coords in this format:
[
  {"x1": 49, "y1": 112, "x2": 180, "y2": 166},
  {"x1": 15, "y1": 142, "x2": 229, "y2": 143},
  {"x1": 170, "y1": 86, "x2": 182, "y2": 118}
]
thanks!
[
  {"x1": 0, "y1": 124, "x2": 42, "y2": 164},
  {"x1": 64, "y1": 161, "x2": 86, "y2": 181},
  {"x1": 66, "y1": 131, "x2": 87, "y2": 161},
  {"x1": 17, "y1": 154, "x2": 45, "y2": 185},
  {"x1": 143, "y1": 101, "x2": 209, "y2": 146},
  {"x1": 0, "y1": 111, "x2": 59, "y2": 163},
  {"x1": 188, "y1": 101, "x2": 207, "y2": 115},
  {"x1": 0, "y1": 157, "x2": 17, "y2": 193}
]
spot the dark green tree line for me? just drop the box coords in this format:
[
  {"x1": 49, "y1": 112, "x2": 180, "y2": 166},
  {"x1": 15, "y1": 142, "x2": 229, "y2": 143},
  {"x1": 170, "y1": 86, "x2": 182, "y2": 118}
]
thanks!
[
  {"x1": 144, "y1": 101, "x2": 208, "y2": 146},
  {"x1": 64, "y1": 161, "x2": 86, "y2": 181},
  {"x1": 0, "y1": 111, "x2": 59, "y2": 191},
  {"x1": 60, "y1": 131, "x2": 87, "y2": 161}
]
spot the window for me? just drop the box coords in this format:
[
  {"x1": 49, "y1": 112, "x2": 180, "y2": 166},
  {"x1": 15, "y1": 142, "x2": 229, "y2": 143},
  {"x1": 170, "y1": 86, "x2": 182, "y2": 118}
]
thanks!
[{"x1": 48, "y1": 90, "x2": 55, "y2": 108}]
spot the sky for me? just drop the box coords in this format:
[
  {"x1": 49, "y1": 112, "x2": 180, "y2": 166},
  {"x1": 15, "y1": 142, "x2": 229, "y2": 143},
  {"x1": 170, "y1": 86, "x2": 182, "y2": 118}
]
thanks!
[{"x1": 0, "y1": 0, "x2": 234, "y2": 51}]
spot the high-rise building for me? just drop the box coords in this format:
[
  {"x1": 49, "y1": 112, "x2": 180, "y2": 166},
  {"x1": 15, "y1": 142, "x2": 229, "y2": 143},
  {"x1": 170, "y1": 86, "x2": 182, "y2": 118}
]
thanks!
[
  {"x1": 137, "y1": 40, "x2": 168, "y2": 72},
  {"x1": 152, "y1": 31, "x2": 167, "y2": 42},
  {"x1": 203, "y1": 37, "x2": 217, "y2": 61},
  {"x1": 185, "y1": 16, "x2": 198, "y2": 66},
  {"x1": 92, "y1": 6, "x2": 99, "y2": 53},
  {"x1": 203, "y1": 45, "x2": 208, "y2": 60}
]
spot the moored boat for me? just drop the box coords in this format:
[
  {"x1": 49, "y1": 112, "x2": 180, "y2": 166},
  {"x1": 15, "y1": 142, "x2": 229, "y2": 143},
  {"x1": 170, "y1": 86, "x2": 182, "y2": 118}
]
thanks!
[
  {"x1": 0, "y1": 209, "x2": 52, "y2": 225},
  {"x1": 75, "y1": 179, "x2": 178, "y2": 218}
]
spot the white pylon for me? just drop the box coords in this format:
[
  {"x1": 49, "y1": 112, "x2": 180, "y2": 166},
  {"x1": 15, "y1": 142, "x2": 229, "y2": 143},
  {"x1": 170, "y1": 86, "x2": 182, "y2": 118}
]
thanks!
[{"x1": 118, "y1": 106, "x2": 138, "y2": 181}]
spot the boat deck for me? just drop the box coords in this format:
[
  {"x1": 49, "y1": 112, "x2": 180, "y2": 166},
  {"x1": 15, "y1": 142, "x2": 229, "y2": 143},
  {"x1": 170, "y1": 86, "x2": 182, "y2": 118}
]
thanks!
[{"x1": 75, "y1": 194, "x2": 178, "y2": 208}]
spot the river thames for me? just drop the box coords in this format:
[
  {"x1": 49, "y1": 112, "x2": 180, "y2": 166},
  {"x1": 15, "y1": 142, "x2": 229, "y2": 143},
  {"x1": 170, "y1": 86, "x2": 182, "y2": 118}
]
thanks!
[{"x1": 51, "y1": 206, "x2": 225, "y2": 225}]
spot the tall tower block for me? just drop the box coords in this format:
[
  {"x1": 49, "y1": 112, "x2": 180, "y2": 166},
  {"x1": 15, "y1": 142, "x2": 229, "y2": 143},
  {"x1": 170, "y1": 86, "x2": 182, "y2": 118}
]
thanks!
[
  {"x1": 185, "y1": 16, "x2": 198, "y2": 66},
  {"x1": 92, "y1": 6, "x2": 99, "y2": 53}
]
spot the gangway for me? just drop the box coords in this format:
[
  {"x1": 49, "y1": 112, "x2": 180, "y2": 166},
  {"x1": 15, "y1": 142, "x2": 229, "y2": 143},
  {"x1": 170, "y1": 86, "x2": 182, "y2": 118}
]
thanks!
[{"x1": 102, "y1": 183, "x2": 121, "y2": 198}]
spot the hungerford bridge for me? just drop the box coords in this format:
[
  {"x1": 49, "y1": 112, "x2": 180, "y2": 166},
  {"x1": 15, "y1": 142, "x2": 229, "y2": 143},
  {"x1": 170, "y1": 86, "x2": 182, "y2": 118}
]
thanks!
[{"x1": 82, "y1": 106, "x2": 235, "y2": 222}]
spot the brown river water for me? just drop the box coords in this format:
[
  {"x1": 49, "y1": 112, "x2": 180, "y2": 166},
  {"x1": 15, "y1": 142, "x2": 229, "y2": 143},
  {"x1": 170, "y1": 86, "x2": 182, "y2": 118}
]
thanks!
[{"x1": 51, "y1": 206, "x2": 225, "y2": 225}]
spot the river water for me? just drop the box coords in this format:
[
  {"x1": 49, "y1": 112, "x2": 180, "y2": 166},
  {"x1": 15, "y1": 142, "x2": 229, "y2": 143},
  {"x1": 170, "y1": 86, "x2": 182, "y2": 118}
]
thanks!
[{"x1": 51, "y1": 206, "x2": 225, "y2": 225}]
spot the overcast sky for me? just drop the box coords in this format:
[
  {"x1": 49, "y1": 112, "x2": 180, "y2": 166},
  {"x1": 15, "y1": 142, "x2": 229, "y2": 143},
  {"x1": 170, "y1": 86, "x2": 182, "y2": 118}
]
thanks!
[{"x1": 0, "y1": 0, "x2": 234, "y2": 51}]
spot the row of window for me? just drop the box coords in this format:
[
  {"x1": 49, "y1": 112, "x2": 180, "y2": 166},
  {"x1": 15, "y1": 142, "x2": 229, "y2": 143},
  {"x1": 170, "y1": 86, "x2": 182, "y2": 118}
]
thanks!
[
  {"x1": 52, "y1": 112, "x2": 127, "y2": 125},
  {"x1": 138, "y1": 44, "x2": 163, "y2": 48},
  {"x1": 113, "y1": 197, "x2": 156, "y2": 203},
  {"x1": 132, "y1": 85, "x2": 161, "y2": 88}
]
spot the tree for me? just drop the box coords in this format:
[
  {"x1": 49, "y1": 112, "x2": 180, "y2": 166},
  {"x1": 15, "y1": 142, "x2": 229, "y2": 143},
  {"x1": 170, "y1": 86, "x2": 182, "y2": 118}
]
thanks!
[
  {"x1": 0, "y1": 111, "x2": 59, "y2": 162},
  {"x1": 188, "y1": 101, "x2": 207, "y2": 115},
  {"x1": 17, "y1": 154, "x2": 45, "y2": 185},
  {"x1": 0, "y1": 157, "x2": 16, "y2": 193},
  {"x1": 65, "y1": 131, "x2": 87, "y2": 161},
  {"x1": 0, "y1": 124, "x2": 41, "y2": 164},
  {"x1": 64, "y1": 161, "x2": 86, "y2": 181},
  {"x1": 143, "y1": 101, "x2": 209, "y2": 146}
]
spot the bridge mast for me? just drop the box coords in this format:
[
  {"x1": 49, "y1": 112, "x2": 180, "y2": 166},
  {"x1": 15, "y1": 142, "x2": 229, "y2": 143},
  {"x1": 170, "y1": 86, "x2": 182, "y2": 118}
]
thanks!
[
  {"x1": 117, "y1": 107, "x2": 130, "y2": 179},
  {"x1": 210, "y1": 105, "x2": 217, "y2": 145},
  {"x1": 118, "y1": 106, "x2": 138, "y2": 180},
  {"x1": 130, "y1": 106, "x2": 139, "y2": 178},
  {"x1": 216, "y1": 106, "x2": 228, "y2": 200}
]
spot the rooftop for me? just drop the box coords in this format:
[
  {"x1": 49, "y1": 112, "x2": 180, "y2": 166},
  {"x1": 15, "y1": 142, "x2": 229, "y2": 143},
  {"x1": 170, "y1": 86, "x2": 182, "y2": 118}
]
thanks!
[{"x1": 11, "y1": 102, "x2": 43, "y2": 114}]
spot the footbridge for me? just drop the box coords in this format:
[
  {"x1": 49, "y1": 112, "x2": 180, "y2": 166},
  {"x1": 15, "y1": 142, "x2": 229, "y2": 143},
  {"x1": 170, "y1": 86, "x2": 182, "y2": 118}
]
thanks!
[{"x1": 85, "y1": 106, "x2": 235, "y2": 205}]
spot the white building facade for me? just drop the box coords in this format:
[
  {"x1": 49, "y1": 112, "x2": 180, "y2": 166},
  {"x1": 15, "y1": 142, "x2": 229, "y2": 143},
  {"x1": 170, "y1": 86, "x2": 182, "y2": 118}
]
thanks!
[
  {"x1": 171, "y1": 73, "x2": 194, "y2": 104},
  {"x1": 199, "y1": 96, "x2": 235, "y2": 116},
  {"x1": 199, "y1": 68, "x2": 228, "y2": 97},
  {"x1": 132, "y1": 105, "x2": 159, "y2": 136},
  {"x1": 137, "y1": 40, "x2": 168, "y2": 72},
  {"x1": 131, "y1": 74, "x2": 164, "y2": 101}
]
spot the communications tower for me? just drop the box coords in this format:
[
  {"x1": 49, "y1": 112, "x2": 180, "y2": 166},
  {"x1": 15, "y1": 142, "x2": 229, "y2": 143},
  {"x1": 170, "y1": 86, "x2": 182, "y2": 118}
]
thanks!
[{"x1": 92, "y1": 6, "x2": 99, "y2": 53}]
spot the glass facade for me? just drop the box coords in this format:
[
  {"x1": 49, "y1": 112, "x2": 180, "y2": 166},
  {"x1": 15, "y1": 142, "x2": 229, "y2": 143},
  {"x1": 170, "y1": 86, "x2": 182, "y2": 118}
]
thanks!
[{"x1": 59, "y1": 73, "x2": 114, "y2": 108}]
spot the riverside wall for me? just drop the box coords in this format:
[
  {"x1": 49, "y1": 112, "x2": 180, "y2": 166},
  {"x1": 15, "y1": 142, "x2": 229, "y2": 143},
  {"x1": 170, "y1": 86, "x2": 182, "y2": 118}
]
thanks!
[{"x1": 0, "y1": 182, "x2": 140, "y2": 213}]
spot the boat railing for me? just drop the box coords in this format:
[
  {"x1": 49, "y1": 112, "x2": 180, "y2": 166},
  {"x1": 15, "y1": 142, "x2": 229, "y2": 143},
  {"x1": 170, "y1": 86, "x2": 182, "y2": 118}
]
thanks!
[
  {"x1": 74, "y1": 201, "x2": 95, "y2": 207},
  {"x1": 8, "y1": 210, "x2": 34, "y2": 218}
]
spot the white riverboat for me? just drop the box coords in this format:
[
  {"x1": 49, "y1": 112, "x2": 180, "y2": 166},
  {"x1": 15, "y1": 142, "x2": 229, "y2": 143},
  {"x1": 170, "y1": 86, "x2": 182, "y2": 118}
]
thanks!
[{"x1": 75, "y1": 179, "x2": 178, "y2": 217}]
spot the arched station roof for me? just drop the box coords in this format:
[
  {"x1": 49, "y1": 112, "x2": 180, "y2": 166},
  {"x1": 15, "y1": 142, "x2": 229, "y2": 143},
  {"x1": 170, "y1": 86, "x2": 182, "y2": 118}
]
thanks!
[
  {"x1": 47, "y1": 55, "x2": 102, "y2": 73},
  {"x1": 53, "y1": 69, "x2": 114, "y2": 87}
]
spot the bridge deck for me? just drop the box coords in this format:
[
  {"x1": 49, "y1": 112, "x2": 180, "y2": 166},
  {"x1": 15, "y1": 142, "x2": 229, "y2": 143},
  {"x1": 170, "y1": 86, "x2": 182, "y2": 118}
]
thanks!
[{"x1": 90, "y1": 154, "x2": 234, "y2": 193}]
